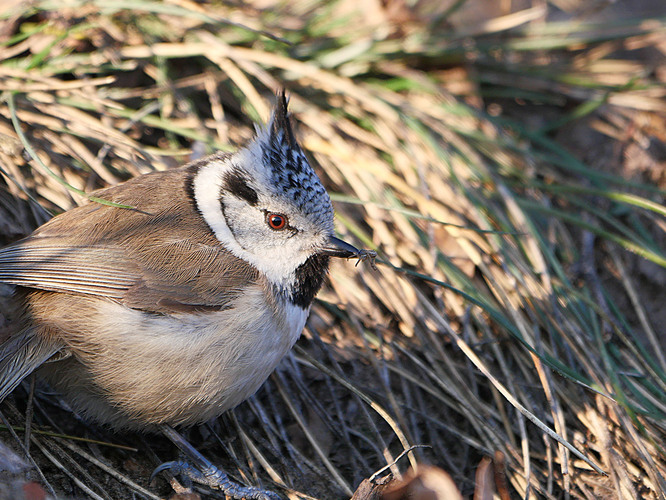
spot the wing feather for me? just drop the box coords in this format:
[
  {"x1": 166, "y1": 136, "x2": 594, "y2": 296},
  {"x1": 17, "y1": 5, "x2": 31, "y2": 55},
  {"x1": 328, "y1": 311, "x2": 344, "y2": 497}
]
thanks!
[
  {"x1": 0, "y1": 166, "x2": 260, "y2": 313},
  {"x1": 0, "y1": 327, "x2": 63, "y2": 402},
  {"x1": 0, "y1": 245, "x2": 139, "y2": 299},
  {"x1": 0, "y1": 237, "x2": 259, "y2": 313}
]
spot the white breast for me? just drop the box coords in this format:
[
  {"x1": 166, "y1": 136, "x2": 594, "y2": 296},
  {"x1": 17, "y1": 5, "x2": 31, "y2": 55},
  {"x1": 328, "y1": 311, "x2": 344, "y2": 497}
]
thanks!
[{"x1": 56, "y1": 286, "x2": 309, "y2": 428}]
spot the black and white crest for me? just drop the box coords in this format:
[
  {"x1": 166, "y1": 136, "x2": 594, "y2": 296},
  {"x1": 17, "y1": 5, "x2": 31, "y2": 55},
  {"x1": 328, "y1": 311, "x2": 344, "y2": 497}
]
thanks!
[{"x1": 259, "y1": 92, "x2": 333, "y2": 227}]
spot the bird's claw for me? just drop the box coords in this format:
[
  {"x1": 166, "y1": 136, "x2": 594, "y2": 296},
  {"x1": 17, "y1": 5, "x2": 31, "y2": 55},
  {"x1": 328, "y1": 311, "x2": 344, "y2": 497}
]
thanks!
[{"x1": 151, "y1": 460, "x2": 280, "y2": 499}]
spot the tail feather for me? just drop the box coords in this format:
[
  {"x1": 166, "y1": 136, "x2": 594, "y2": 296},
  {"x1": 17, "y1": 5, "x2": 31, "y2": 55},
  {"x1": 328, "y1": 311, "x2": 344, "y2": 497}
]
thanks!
[{"x1": 0, "y1": 329, "x2": 63, "y2": 402}]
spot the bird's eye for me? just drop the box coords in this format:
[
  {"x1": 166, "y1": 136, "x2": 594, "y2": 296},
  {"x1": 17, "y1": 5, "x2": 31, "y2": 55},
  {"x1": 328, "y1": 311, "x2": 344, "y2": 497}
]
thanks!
[{"x1": 266, "y1": 212, "x2": 288, "y2": 231}]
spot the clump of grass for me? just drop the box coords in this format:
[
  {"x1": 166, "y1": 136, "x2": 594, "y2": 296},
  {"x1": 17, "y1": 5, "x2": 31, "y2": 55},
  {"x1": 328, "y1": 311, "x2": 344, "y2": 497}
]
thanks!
[{"x1": 0, "y1": 1, "x2": 664, "y2": 498}]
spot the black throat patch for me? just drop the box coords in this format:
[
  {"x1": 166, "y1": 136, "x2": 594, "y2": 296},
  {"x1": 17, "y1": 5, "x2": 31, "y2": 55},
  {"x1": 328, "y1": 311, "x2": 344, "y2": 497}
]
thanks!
[{"x1": 290, "y1": 254, "x2": 330, "y2": 308}]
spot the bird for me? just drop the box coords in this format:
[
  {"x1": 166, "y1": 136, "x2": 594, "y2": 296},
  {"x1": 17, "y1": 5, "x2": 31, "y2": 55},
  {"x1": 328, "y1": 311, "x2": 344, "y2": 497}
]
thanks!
[{"x1": 0, "y1": 91, "x2": 370, "y2": 499}]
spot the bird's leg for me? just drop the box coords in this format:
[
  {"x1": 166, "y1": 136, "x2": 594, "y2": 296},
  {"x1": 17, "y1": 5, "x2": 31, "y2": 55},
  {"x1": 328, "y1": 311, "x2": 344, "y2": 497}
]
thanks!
[{"x1": 153, "y1": 424, "x2": 280, "y2": 500}]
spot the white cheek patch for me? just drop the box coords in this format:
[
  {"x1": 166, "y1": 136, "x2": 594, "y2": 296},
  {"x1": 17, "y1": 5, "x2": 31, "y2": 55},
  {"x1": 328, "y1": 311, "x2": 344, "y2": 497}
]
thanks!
[
  {"x1": 192, "y1": 160, "x2": 247, "y2": 260},
  {"x1": 192, "y1": 159, "x2": 309, "y2": 288}
]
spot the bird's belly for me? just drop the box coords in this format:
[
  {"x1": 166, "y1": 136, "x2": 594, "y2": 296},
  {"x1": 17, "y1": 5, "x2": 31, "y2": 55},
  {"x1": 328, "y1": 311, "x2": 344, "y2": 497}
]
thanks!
[{"x1": 37, "y1": 288, "x2": 308, "y2": 429}]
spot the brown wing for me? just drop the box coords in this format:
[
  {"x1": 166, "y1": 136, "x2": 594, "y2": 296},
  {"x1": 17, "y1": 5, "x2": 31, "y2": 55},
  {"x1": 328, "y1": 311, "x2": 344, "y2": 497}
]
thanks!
[
  {"x1": 0, "y1": 163, "x2": 259, "y2": 313},
  {"x1": 0, "y1": 243, "x2": 139, "y2": 299}
]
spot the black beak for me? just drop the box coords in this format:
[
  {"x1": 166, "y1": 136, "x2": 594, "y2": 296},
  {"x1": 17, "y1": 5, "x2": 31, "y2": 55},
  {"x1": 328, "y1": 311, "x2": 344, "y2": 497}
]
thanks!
[{"x1": 318, "y1": 236, "x2": 360, "y2": 259}]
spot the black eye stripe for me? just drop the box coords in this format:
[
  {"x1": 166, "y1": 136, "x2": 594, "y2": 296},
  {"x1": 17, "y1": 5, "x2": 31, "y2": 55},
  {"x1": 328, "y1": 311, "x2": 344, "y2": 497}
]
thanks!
[{"x1": 223, "y1": 168, "x2": 258, "y2": 206}]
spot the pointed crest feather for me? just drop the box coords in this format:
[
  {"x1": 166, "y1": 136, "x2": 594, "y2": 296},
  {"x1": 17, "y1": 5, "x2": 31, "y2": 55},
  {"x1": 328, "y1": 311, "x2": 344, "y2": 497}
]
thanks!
[
  {"x1": 270, "y1": 89, "x2": 296, "y2": 149},
  {"x1": 240, "y1": 89, "x2": 334, "y2": 231}
]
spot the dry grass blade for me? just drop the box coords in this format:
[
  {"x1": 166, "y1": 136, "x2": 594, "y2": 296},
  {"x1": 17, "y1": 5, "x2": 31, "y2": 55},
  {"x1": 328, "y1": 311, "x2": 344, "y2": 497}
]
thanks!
[{"x1": 412, "y1": 285, "x2": 605, "y2": 475}]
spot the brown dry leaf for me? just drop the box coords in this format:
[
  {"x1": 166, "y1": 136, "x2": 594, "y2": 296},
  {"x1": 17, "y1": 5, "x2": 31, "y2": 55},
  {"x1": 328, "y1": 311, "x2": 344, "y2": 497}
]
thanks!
[
  {"x1": 351, "y1": 474, "x2": 394, "y2": 500},
  {"x1": 474, "y1": 457, "x2": 494, "y2": 500},
  {"x1": 381, "y1": 466, "x2": 463, "y2": 500}
]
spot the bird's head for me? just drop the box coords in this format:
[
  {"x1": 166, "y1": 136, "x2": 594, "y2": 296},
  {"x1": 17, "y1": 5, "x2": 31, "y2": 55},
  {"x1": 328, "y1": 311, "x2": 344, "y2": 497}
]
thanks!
[{"x1": 192, "y1": 92, "x2": 359, "y2": 307}]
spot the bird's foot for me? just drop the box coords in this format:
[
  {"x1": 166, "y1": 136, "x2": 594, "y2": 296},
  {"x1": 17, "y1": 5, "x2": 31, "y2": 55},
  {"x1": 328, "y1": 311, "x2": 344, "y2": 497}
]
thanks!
[{"x1": 152, "y1": 460, "x2": 280, "y2": 500}]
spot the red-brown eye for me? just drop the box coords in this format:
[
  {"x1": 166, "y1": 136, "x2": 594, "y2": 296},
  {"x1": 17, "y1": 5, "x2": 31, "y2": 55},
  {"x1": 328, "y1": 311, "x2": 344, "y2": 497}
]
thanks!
[{"x1": 266, "y1": 213, "x2": 288, "y2": 230}]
